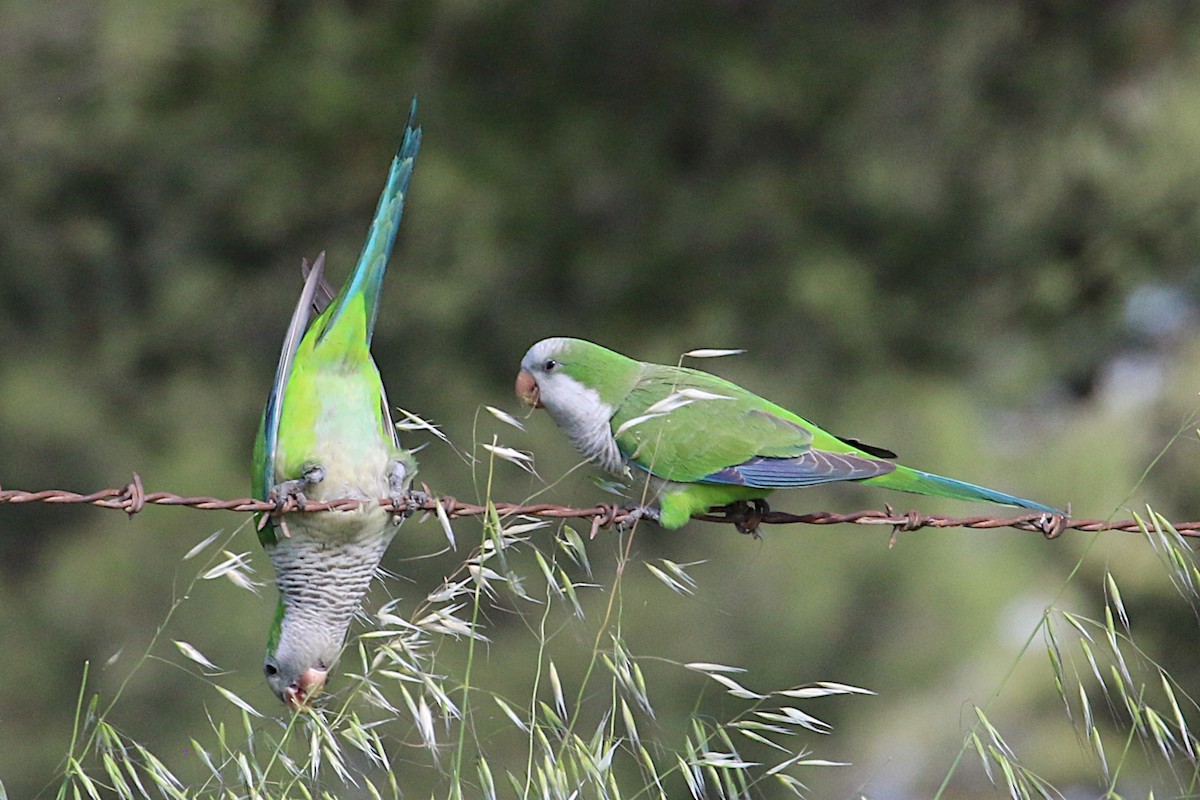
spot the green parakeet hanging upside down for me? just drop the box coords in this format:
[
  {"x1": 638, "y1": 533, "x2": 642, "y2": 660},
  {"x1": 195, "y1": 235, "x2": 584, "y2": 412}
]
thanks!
[
  {"x1": 516, "y1": 337, "x2": 1060, "y2": 530},
  {"x1": 252, "y1": 103, "x2": 422, "y2": 709}
]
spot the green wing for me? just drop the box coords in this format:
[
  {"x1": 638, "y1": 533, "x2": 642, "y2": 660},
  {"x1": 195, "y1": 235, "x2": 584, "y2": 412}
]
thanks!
[
  {"x1": 253, "y1": 254, "x2": 326, "y2": 506},
  {"x1": 611, "y1": 364, "x2": 895, "y2": 487},
  {"x1": 606, "y1": 361, "x2": 1059, "y2": 513}
]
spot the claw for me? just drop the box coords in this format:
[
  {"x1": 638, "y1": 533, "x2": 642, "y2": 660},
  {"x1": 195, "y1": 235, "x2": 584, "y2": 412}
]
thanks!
[
  {"x1": 724, "y1": 499, "x2": 768, "y2": 539},
  {"x1": 269, "y1": 479, "x2": 307, "y2": 512},
  {"x1": 387, "y1": 459, "x2": 410, "y2": 495},
  {"x1": 389, "y1": 488, "x2": 429, "y2": 522},
  {"x1": 267, "y1": 463, "x2": 326, "y2": 524},
  {"x1": 615, "y1": 504, "x2": 661, "y2": 533},
  {"x1": 386, "y1": 459, "x2": 423, "y2": 522}
]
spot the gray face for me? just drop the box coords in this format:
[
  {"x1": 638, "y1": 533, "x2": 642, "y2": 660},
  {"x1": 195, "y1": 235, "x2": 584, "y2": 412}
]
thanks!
[
  {"x1": 520, "y1": 337, "x2": 568, "y2": 375},
  {"x1": 264, "y1": 631, "x2": 338, "y2": 709},
  {"x1": 519, "y1": 339, "x2": 590, "y2": 416},
  {"x1": 517, "y1": 340, "x2": 629, "y2": 477}
]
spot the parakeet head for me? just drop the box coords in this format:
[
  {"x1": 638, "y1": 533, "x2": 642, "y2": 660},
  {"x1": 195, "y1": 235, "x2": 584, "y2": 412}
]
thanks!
[
  {"x1": 517, "y1": 337, "x2": 639, "y2": 413},
  {"x1": 264, "y1": 599, "x2": 340, "y2": 710},
  {"x1": 516, "y1": 338, "x2": 643, "y2": 474}
]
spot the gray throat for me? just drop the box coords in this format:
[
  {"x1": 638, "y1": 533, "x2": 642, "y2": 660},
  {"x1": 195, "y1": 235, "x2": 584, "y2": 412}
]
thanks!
[
  {"x1": 269, "y1": 513, "x2": 397, "y2": 657},
  {"x1": 548, "y1": 406, "x2": 627, "y2": 478}
]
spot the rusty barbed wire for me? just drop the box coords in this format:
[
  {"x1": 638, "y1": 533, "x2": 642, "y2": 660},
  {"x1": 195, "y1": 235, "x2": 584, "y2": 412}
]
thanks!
[{"x1": 0, "y1": 474, "x2": 1190, "y2": 541}]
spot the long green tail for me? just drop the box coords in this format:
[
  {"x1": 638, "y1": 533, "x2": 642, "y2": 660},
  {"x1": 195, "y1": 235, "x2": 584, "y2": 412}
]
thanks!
[
  {"x1": 867, "y1": 466, "x2": 1061, "y2": 514},
  {"x1": 314, "y1": 99, "x2": 422, "y2": 350}
]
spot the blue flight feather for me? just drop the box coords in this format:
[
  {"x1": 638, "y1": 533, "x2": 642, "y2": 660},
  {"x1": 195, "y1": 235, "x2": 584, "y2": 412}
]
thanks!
[{"x1": 701, "y1": 451, "x2": 896, "y2": 489}]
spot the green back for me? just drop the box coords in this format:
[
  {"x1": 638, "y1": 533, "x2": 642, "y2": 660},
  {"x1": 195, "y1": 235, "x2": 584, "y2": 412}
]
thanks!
[{"x1": 610, "y1": 363, "x2": 856, "y2": 482}]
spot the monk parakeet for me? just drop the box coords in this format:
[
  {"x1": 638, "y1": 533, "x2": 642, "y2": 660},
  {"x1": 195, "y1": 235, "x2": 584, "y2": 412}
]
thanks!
[
  {"x1": 516, "y1": 337, "x2": 1059, "y2": 530},
  {"x1": 252, "y1": 104, "x2": 421, "y2": 709}
]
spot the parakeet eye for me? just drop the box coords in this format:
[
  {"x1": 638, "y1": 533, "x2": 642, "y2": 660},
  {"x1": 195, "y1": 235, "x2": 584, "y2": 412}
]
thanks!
[
  {"x1": 264, "y1": 662, "x2": 279, "y2": 678},
  {"x1": 543, "y1": 359, "x2": 558, "y2": 371}
]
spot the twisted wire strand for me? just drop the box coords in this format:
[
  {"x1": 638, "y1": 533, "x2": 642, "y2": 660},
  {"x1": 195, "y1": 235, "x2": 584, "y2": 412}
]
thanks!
[{"x1": 0, "y1": 474, "x2": 1181, "y2": 540}]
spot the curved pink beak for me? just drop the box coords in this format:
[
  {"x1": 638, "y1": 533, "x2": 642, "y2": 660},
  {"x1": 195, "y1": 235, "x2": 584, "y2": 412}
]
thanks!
[
  {"x1": 515, "y1": 369, "x2": 542, "y2": 408},
  {"x1": 284, "y1": 667, "x2": 328, "y2": 711}
]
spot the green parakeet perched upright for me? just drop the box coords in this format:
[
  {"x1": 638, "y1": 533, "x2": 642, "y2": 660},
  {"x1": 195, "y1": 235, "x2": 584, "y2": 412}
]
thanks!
[
  {"x1": 516, "y1": 338, "x2": 1060, "y2": 530},
  {"x1": 252, "y1": 103, "x2": 421, "y2": 709}
]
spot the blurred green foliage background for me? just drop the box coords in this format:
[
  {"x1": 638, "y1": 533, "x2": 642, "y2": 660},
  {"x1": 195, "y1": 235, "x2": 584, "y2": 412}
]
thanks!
[{"x1": 5, "y1": 1, "x2": 1200, "y2": 796}]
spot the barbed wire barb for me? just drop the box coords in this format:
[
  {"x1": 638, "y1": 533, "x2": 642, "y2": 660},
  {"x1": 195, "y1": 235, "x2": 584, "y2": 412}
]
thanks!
[{"x1": 0, "y1": 476, "x2": 1191, "y2": 540}]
